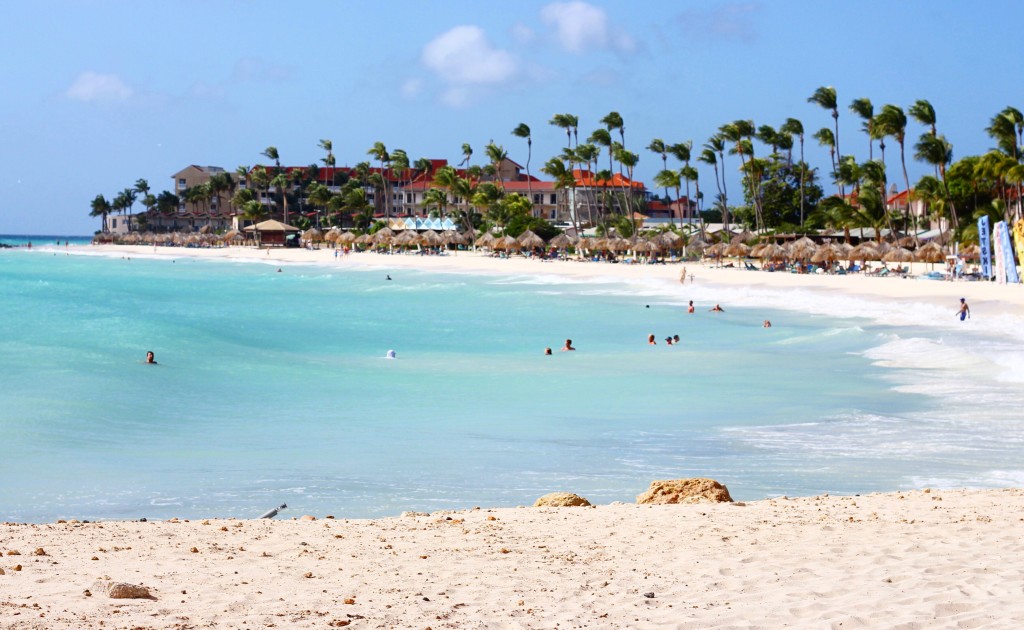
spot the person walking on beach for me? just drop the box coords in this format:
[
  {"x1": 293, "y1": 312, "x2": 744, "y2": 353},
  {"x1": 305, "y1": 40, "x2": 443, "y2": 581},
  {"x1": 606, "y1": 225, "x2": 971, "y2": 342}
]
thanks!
[{"x1": 957, "y1": 298, "x2": 970, "y2": 321}]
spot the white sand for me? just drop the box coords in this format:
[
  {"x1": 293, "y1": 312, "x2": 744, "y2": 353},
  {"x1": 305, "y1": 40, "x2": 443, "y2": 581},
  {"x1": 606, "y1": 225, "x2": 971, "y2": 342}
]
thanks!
[
  {"x1": 2, "y1": 489, "x2": 1022, "y2": 628},
  {"x1": 12, "y1": 244, "x2": 1023, "y2": 626},
  {"x1": 70, "y1": 244, "x2": 1024, "y2": 316}
]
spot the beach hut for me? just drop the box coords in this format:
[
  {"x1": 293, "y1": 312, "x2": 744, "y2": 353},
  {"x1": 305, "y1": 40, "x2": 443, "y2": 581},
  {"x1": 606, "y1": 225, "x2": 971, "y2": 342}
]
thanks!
[{"x1": 243, "y1": 219, "x2": 301, "y2": 247}]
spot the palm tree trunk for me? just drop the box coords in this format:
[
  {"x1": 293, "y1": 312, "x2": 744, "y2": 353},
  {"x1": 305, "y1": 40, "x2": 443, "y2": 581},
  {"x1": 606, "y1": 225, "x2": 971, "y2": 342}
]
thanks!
[{"x1": 798, "y1": 136, "x2": 806, "y2": 228}]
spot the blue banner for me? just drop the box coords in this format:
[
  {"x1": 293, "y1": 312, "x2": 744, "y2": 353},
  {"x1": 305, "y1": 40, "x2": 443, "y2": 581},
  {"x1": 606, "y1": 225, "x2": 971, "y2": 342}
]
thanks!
[
  {"x1": 996, "y1": 220, "x2": 1020, "y2": 284},
  {"x1": 979, "y1": 215, "x2": 992, "y2": 279}
]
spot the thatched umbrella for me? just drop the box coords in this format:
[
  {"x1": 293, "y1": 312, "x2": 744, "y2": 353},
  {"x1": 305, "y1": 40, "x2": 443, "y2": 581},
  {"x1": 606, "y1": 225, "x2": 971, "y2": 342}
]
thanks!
[
  {"x1": 354, "y1": 233, "x2": 374, "y2": 245},
  {"x1": 372, "y1": 227, "x2": 394, "y2": 245},
  {"x1": 337, "y1": 231, "x2": 357, "y2": 245},
  {"x1": 418, "y1": 229, "x2": 444, "y2": 248},
  {"x1": 492, "y1": 235, "x2": 520, "y2": 250},
  {"x1": 705, "y1": 242, "x2": 728, "y2": 258},
  {"x1": 723, "y1": 242, "x2": 750, "y2": 258},
  {"x1": 223, "y1": 229, "x2": 240, "y2": 242},
  {"x1": 324, "y1": 227, "x2": 341, "y2": 243},
  {"x1": 757, "y1": 243, "x2": 787, "y2": 260},
  {"x1": 959, "y1": 243, "x2": 981, "y2": 260},
  {"x1": 730, "y1": 229, "x2": 754, "y2": 245},
  {"x1": 656, "y1": 231, "x2": 684, "y2": 250},
  {"x1": 302, "y1": 228, "x2": 322, "y2": 244},
  {"x1": 548, "y1": 233, "x2": 577, "y2": 249},
  {"x1": 836, "y1": 242, "x2": 854, "y2": 260},
  {"x1": 517, "y1": 229, "x2": 546, "y2": 250},
  {"x1": 393, "y1": 230, "x2": 418, "y2": 247},
  {"x1": 915, "y1": 241, "x2": 947, "y2": 263},
  {"x1": 811, "y1": 243, "x2": 843, "y2": 264},
  {"x1": 875, "y1": 241, "x2": 892, "y2": 257},
  {"x1": 882, "y1": 247, "x2": 914, "y2": 263},
  {"x1": 442, "y1": 230, "x2": 466, "y2": 247},
  {"x1": 787, "y1": 239, "x2": 816, "y2": 260},
  {"x1": 475, "y1": 232, "x2": 496, "y2": 248},
  {"x1": 848, "y1": 242, "x2": 879, "y2": 261},
  {"x1": 605, "y1": 236, "x2": 631, "y2": 252},
  {"x1": 199, "y1": 224, "x2": 212, "y2": 234}
]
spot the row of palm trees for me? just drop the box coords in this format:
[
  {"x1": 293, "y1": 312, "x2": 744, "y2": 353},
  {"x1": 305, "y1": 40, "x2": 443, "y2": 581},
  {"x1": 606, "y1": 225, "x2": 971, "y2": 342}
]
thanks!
[{"x1": 93, "y1": 90, "x2": 1024, "y2": 246}]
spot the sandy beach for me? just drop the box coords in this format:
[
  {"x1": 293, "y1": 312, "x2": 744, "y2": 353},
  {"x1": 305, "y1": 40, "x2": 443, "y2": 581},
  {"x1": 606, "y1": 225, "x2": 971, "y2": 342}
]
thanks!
[
  {"x1": 71, "y1": 244, "x2": 1024, "y2": 316},
  {"x1": 10, "y1": 244, "x2": 1023, "y2": 627},
  {"x1": 2, "y1": 489, "x2": 1022, "y2": 628}
]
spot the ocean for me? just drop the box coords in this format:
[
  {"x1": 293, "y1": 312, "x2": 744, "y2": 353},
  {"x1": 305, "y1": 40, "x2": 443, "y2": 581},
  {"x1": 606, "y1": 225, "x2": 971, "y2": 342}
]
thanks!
[{"x1": 3, "y1": 239, "x2": 1024, "y2": 522}]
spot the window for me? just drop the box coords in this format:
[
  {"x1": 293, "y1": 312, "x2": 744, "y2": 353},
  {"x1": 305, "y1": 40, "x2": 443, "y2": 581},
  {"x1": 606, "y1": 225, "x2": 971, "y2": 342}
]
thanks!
[
  {"x1": 533, "y1": 194, "x2": 541, "y2": 204},
  {"x1": 549, "y1": 194, "x2": 556, "y2": 204},
  {"x1": 111, "y1": 218, "x2": 117, "y2": 228},
  {"x1": 178, "y1": 179, "x2": 186, "y2": 189}
]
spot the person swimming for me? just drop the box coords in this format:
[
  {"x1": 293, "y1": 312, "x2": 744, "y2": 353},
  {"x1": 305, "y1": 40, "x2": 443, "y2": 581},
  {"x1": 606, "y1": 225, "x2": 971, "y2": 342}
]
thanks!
[
  {"x1": 544, "y1": 347, "x2": 552, "y2": 355},
  {"x1": 673, "y1": 334, "x2": 680, "y2": 344},
  {"x1": 648, "y1": 334, "x2": 657, "y2": 345},
  {"x1": 145, "y1": 351, "x2": 157, "y2": 364},
  {"x1": 386, "y1": 349, "x2": 397, "y2": 359},
  {"x1": 561, "y1": 339, "x2": 575, "y2": 351},
  {"x1": 386, "y1": 275, "x2": 392, "y2": 281},
  {"x1": 763, "y1": 320, "x2": 772, "y2": 328},
  {"x1": 710, "y1": 304, "x2": 724, "y2": 312}
]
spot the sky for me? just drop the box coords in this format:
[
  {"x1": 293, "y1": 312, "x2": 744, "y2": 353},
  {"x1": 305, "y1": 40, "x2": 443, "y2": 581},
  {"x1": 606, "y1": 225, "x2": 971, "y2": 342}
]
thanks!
[{"x1": 2, "y1": 0, "x2": 1022, "y2": 235}]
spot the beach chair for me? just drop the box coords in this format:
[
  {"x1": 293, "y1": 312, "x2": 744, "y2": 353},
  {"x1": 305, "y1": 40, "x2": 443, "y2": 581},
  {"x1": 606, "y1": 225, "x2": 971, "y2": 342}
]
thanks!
[{"x1": 744, "y1": 262, "x2": 759, "y2": 271}]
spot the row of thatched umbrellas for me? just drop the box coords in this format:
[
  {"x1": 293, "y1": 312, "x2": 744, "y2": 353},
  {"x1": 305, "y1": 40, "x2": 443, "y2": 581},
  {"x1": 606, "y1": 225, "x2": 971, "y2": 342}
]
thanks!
[{"x1": 706, "y1": 235, "x2": 960, "y2": 264}]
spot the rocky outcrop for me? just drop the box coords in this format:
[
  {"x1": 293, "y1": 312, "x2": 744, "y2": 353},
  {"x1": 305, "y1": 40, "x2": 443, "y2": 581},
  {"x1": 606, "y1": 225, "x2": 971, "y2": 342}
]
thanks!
[
  {"x1": 533, "y1": 492, "x2": 592, "y2": 507},
  {"x1": 636, "y1": 479, "x2": 733, "y2": 505}
]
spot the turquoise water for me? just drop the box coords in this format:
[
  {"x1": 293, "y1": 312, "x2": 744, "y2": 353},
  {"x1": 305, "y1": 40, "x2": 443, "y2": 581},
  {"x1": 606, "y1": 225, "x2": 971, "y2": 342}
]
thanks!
[{"x1": 3, "y1": 243, "x2": 1024, "y2": 522}]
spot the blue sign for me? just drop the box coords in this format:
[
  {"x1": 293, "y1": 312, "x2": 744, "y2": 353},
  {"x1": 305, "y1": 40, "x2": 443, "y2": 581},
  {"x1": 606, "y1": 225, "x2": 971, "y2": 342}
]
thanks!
[{"x1": 979, "y1": 215, "x2": 992, "y2": 279}]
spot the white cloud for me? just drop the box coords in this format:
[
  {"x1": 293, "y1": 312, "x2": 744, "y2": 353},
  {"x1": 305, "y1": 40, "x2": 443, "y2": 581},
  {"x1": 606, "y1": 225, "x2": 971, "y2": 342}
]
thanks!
[
  {"x1": 401, "y1": 78, "x2": 424, "y2": 99},
  {"x1": 540, "y1": 1, "x2": 634, "y2": 54},
  {"x1": 510, "y1": 22, "x2": 535, "y2": 44},
  {"x1": 422, "y1": 25, "x2": 517, "y2": 85},
  {"x1": 65, "y1": 71, "x2": 133, "y2": 102}
]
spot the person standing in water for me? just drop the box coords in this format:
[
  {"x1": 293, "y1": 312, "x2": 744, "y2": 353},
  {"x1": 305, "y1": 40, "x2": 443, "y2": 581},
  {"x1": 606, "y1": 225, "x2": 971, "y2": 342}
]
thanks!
[
  {"x1": 145, "y1": 351, "x2": 157, "y2": 364},
  {"x1": 687, "y1": 300, "x2": 695, "y2": 314},
  {"x1": 957, "y1": 298, "x2": 970, "y2": 321}
]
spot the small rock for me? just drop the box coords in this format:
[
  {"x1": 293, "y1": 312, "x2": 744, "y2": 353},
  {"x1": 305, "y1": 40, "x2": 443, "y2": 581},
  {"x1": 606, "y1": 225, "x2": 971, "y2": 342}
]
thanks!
[
  {"x1": 533, "y1": 492, "x2": 592, "y2": 507},
  {"x1": 401, "y1": 511, "x2": 428, "y2": 518},
  {"x1": 12, "y1": 565, "x2": 22, "y2": 572},
  {"x1": 344, "y1": 597, "x2": 356, "y2": 605},
  {"x1": 100, "y1": 581, "x2": 154, "y2": 599},
  {"x1": 190, "y1": 547, "x2": 199, "y2": 553},
  {"x1": 91, "y1": 556, "x2": 99, "y2": 561},
  {"x1": 220, "y1": 526, "x2": 228, "y2": 532},
  {"x1": 6, "y1": 550, "x2": 21, "y2": 556},
  {"x1": 139, "y1": 517, "x2": 147, "y2": 522},
  {"x1": 636, "y1": 478, "x2": 733, "y2": 504},
  {"x1": 32, "y1": 548, "x2": 46, "y2": 556},
  {"x1": 643, "y1": 592, "x2": 655, "y2": 598},
  {"x1": 0, "y1": 568, "x2": 5, "y2": 575},
  {"x1": 303, "y1": 572, "x2": 313, "y2": 578},
  {"x1": 300, "y1": 515, "x2": 316, "y2": 521},
  {"x1": 83, "y1": 589, "x2": 91, "y2": 597}
]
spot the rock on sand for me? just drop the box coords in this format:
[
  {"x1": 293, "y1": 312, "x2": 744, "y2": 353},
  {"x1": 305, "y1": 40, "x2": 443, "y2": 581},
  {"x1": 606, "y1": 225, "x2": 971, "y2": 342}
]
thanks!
[
  {"x1": 636, "y1": 478, "x2": 733, "y2": 504},
  {"x1": 533, "y1": 492, "x2": 592, "y2": 507}
]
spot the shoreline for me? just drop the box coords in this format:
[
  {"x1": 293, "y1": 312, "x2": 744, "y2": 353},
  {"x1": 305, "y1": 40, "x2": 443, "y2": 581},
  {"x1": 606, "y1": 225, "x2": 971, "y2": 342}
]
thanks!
[{"x1": 2, "y1": 488, "x2": 1022, "y2": 628}]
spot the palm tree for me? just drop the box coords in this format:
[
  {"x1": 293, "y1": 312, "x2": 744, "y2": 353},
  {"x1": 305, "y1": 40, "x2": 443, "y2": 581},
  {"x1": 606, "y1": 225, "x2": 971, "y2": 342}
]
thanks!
[
  {"x1": 484, "y1": 142, "x2": 508, "y2": 191},
  {"x1": 813, "y1": 127, "x2": 838, "y2": 194},
  {"x1": 669, "y1": 141, "x2": 693, "y2": 221},
  {"x1": 721, "y1": 120, "x2": 763, "y2": 230},
  {"x1": 876, "y1": 104, "x2": 916, "y2": 241},
  {"x1": 849, "y1": 98, "x2": 875, "y2": 160},
  {"x1": 367, "y1": 141, "x2": 390, "y2": 217},
  {"x1": 550, "y1": 114, "x2": 574, "y2": 152},
  {"x1": 575, "y1": 142, "x2": 600, "y2": 225},
  {"x1": 986, "y1": 107, "x2": 1024, "y2": 218},
  {"x1": 808, "y1": 86, "x2": 841, "y2": 194},
  {"x1": 389, "y1": 149, "x2": 410, "y2": 214},
  {"x1": 601, "y1": 111, "x2": 625, "y2": 152},
  {"x1": 780, "y1": 118, "x2": 807, "y2": 226},
  {"x1": 459, "y1": 143, "x2": 473, "y2": 168},
  {"x1": 654, "y1": 168, "x2": 681, "y2": 227},
  {"x1": 588, "y1": 128, "x2": 613, "y2": 174},
  {"x1": 915, "y1": 133, "x2": 958, "y2": 231},
  {"x1": 90, "y1": 194, "x2": 112, "y2": 232},
  {"x1": 261, "y1": 146, "x2": 281, "y2": 173},
  {"x1": 909, "y1": 99, "x2": 937, "y2": 137},
  {"x1": 541, "y1": 157, "x2": 576, "y2": 230},
  {"x1": 422, "y1": 188, "x2": 449, "y2": 218},
  {"x1": 511, "y1": 123, "x2": 533, "y2": 202},
  {"x1": 615, "y1": 148, "x2": 639, "y2": 224},
  {"x1": 647, "y1": 138, "x2": 669, "y2": 205},
  {"x1": 700, "y1": 138, "x2": 728, "y2": 230},
  {"x1": 306, "y1": 182, "x2": 333, "y2": 228},
  {"x1": 270, "y1": 172, "x2": 290, "y2": 224}
]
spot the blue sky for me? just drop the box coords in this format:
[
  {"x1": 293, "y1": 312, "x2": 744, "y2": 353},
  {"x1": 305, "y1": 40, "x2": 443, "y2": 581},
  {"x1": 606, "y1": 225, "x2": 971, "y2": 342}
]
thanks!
[{"x1": 2, "y1": 0, "x2": 1021, "y2": 235}]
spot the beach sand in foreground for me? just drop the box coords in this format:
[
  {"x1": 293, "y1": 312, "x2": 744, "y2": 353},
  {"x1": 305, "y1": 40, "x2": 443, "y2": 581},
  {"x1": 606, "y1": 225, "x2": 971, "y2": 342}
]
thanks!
[{"x1": 1, "y1": 489, "x2": 1022, "y2": 628}]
